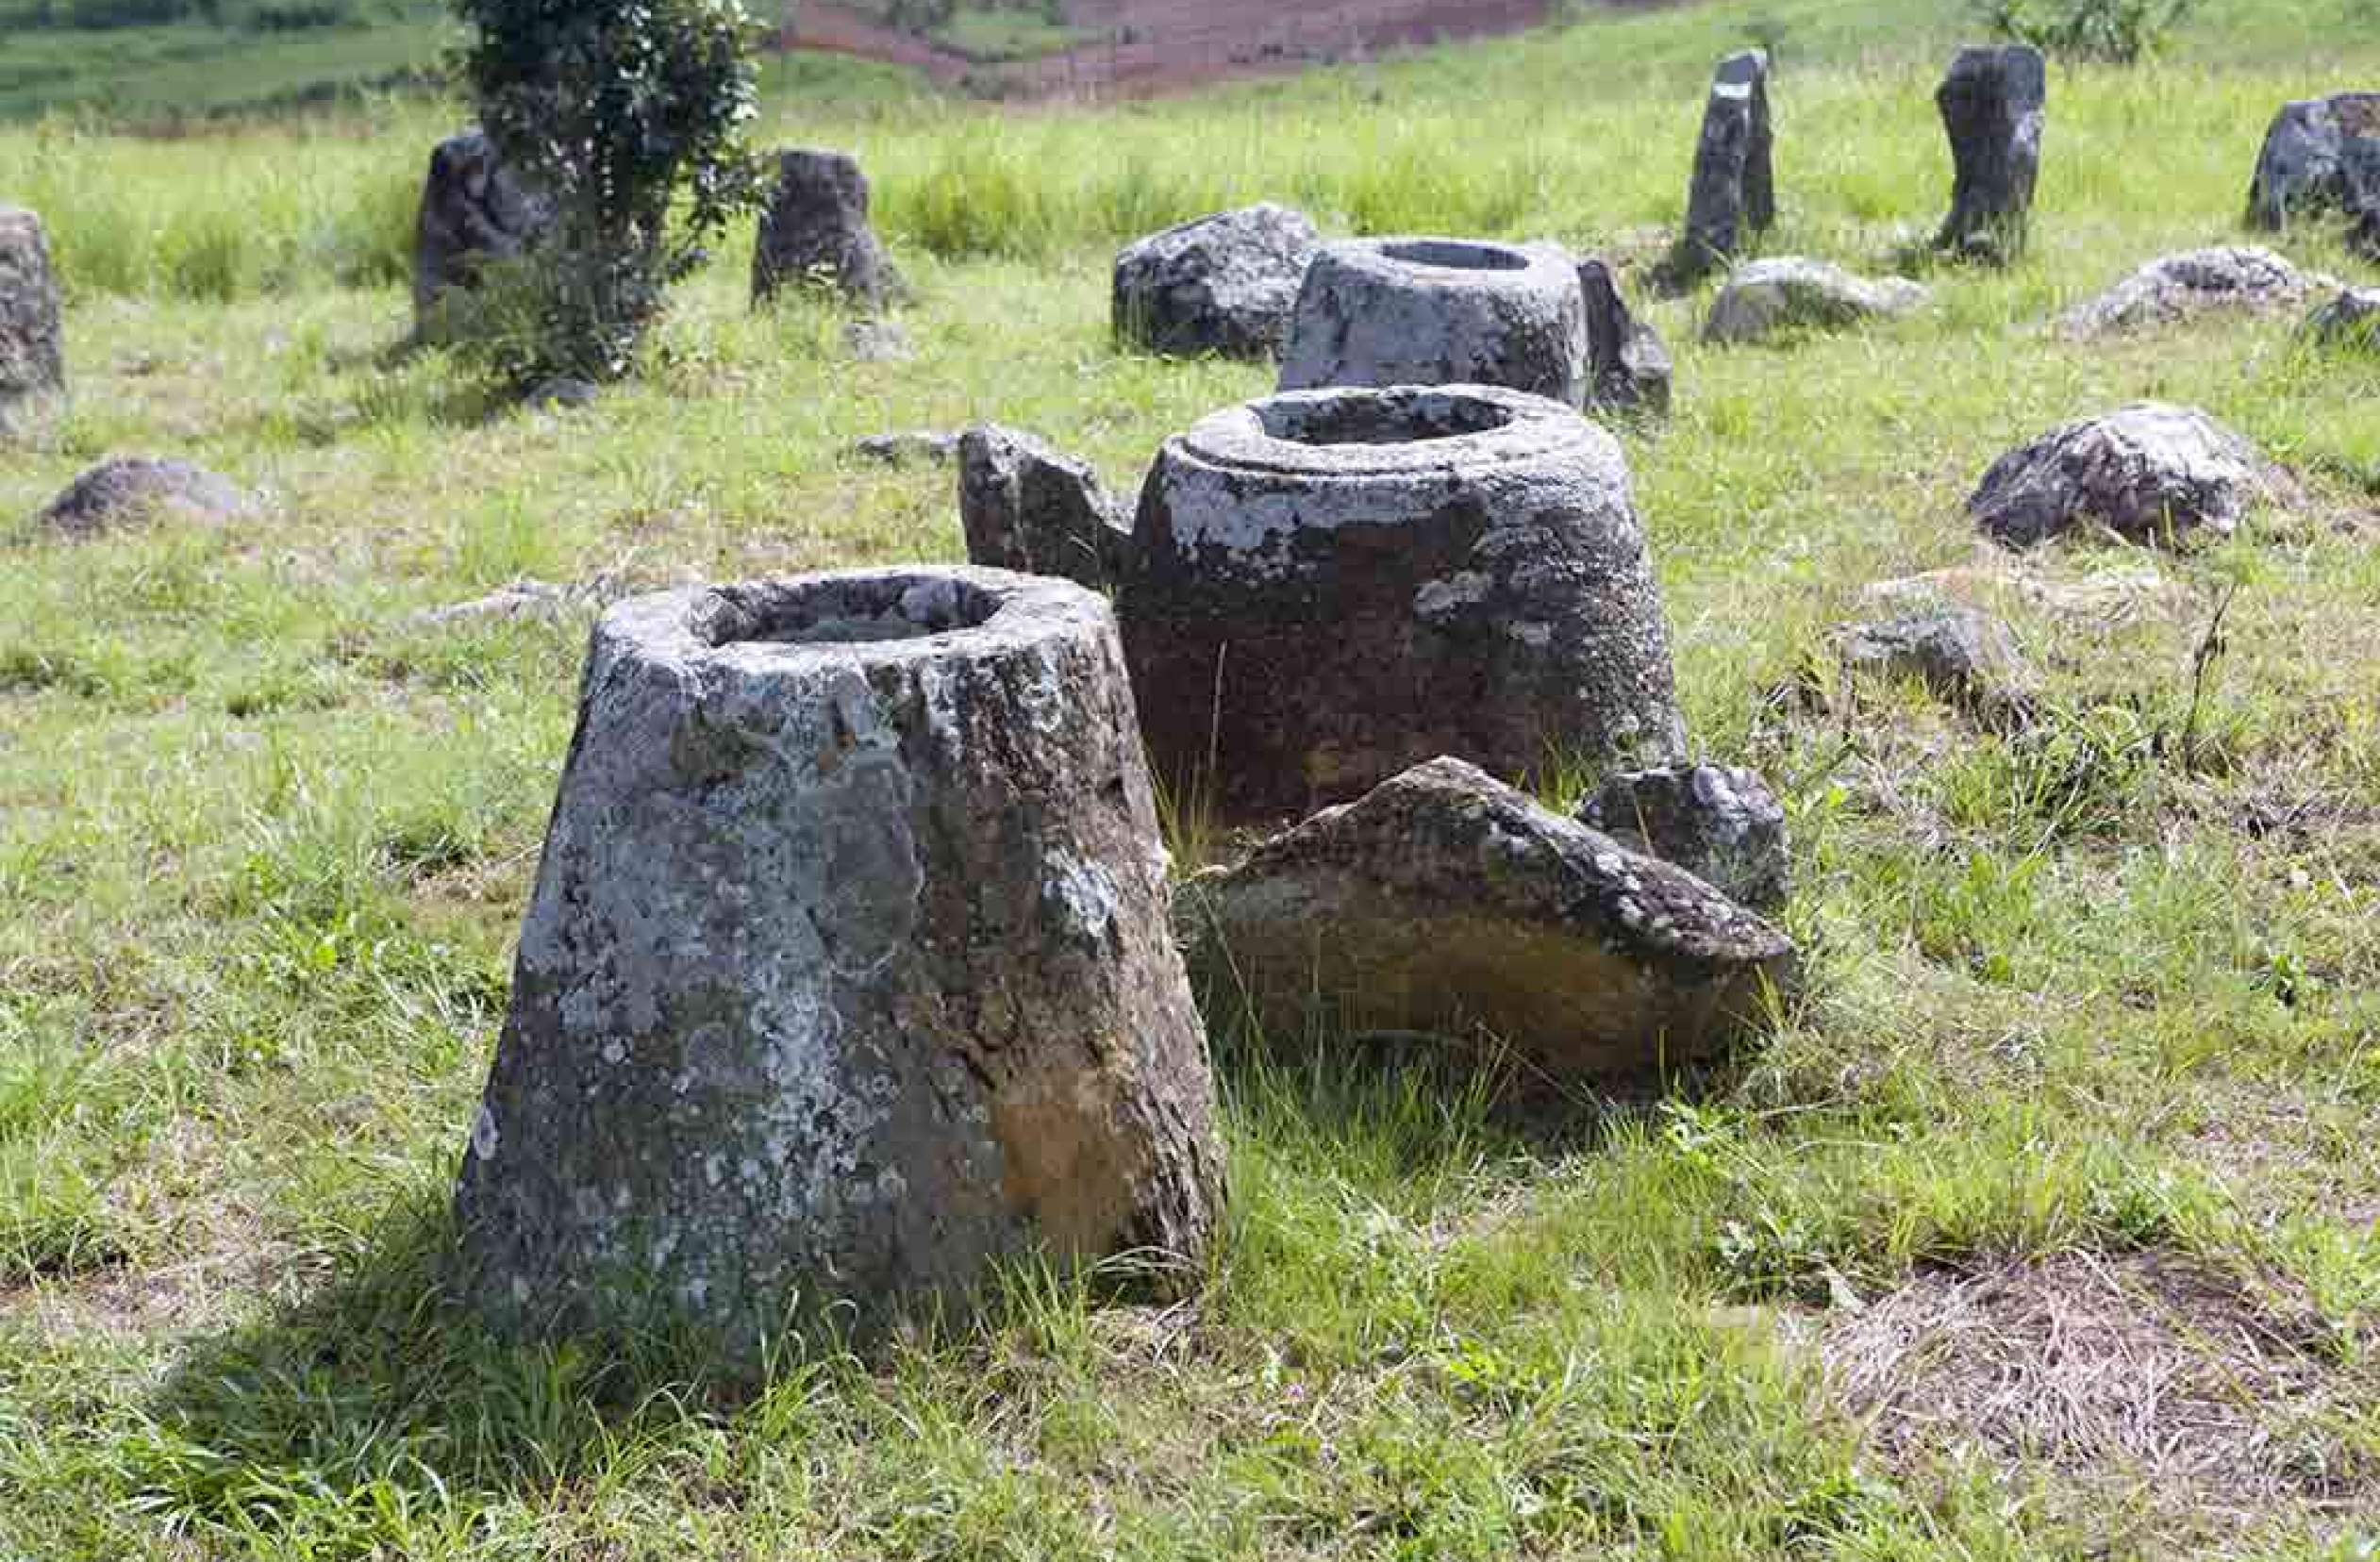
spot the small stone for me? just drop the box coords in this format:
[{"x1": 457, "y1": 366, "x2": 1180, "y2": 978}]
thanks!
[
  {"x1": 1577, "y1": 257, "x2": 1673, "y2": 419},
  {"x1": 1933, "y1": 44, "x2": 2046, "y2": 263},
  {"x1": 1967, "y1": 402, "x2": 2295, "y2": 549},
  {"x1": 1179, "y1": 757, "x2": 1797, "y2": 1081},
  {"x1": 1704, "y1": 258, "x2": 1930, "y2": 345},
  {"x1": 1664, "y1": 49, "x2": 1775, "y2": 285},
  {"x1": 34, "y1": 457, "x2": 256, "y2": 539},
  {"x1": 1833, "y1": 606, "x2": 2037, "y2": 721},
  {"x1": 1112, "y1": 204, "x2": 1319, "y2": 359},
  {"x1": 1277, "y1": 237, "x2": 1589, "y2": 407},
  {"x1": 415, "y1": 579, "x2": 611, "y2": 627},
  {"x1": 1579, "y1": 764, "x2": 1789, "y2": 915},
  {"x1": 751, "y1": 149, "x2": 906, "y2": 309},
  {"x1": 413, "y1": 129, "x2": 553, "y2": 341},
  {"x1": 2305, "y1": 287, "x2": 2380, "y2": 350},
  {"x1": 957, "y1": 425, "x2": 1131, "y2": 592},
  {"x1": 2246, "y1": 93, "x2": 2380, "y2": 239},
  {"x1": 851, "y1": 430, "x2": 960, "y2": 465},
  {"x1": 843, "y1": 318, "x2": 913, "y2": 362},
  {"x1": 0, "y1": 206, "x2": 66, "y2": 440},
  {"x1": 524, "y1": 376, "x2": 598, "y2": 411},
  {"x1": 2057, "y1": 247, "x2": 2337, "y2": 339}
]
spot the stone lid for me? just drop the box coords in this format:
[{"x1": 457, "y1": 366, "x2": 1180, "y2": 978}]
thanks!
[{"x1": 1171, "y1": 383, "x2": 1596, "y2": 480}]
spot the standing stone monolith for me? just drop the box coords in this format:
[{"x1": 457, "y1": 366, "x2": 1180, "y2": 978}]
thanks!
[
  {"x1": 0, "y1": 206, "x2": 66, "y2": 438},
  {"x1": 751, "y1": 149, "x2": 905, "y2": 308},
  {"x1": 957, "y1": 425, "x2": 1132, "y2": 591},
  {"x1": 413, "y1": 129, "x2": 553, "y2": 341},
  {"x1": 1933, "y1": 45, "x2": 2046, "y2": 263},
  {"x1": 453, "y1": 569, "x2": 1223, "y2": 1364},
  {"x1": 1577, "y1": 258, "x2": 1673, "y2": 419},
  {"x1": 1663, "y1": 49, "x2": 1774, "y2": 287},
  {"x1": 2247, "y1": 93, "x2": 2380, "y2": 246}
]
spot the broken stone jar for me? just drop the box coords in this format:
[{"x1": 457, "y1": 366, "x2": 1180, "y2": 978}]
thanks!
[
  {"x1": 453, "y1": 568, "x2": 1223, "y2": 1366},
  {"x1": 1276, "y1": 238, "x2": 1589, "y2": 406},
  {"x1": 1118, "y1": 384, "x2": 1686, "y2": 823}
]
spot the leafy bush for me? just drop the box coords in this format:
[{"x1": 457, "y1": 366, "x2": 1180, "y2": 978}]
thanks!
[
  {"x1": 1976, "y1": 0, "x2": 2201, "y2": 63},
  {"x1": 446, "y1": 0, "x2": 771, "y2": 385}
]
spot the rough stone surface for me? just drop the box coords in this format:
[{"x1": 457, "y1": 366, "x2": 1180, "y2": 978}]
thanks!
[
  {"x1": 1113, "y1": 204, "x2": 1320, "y2": 359},
  {"x1": 0, "y1": 206, "x2": 65, "y2": 438},
  {"x1": 2306, "y1": 286, "x2": 2380, "y2": 349},
  {"x1": 852, "y1": 430, "x2": 960, "y2": 466},
  {"x1": 957, "y1": 425, "x2": 1132, "y2": 592},
  {"x1": 1666, "y1": 49, "x2": 1775, "y2": 285},
  {"x1": 1577, "y1": 258, "x2": 1673, "y2": 418},
  {"x1": 1704, "y1": 258, "x2": 1930, "y2": 345},
  {"x1": 1578, "y1": 764, "x2": 1789, "y2": 915},
  {"x1": 2246, "y1": 93, "x2": 2380, "y2": 244},
  {"x1": 1179, "y1": 757, "x2": 1797, "y2": 1080},
  {"x1": 413, "y1": 129, "x2": 552, "y2": 338},
  {"x1": 1934, "y1": 44, "x2": 2046, "y2": 263},
  {"x1": 2057, "y1": 247, "x2": 2337, "y2": 339},
  {"x1": 453, "y1": 568, "x2": 1223, "y2": 1360},
  {"x1": 751, "y1": 149, "x2": 905, "y2": 308},
  {"x1": 1967, "y1": 402, "x2": 2294, "y2": 549},
  {"x1": 1118, "y1": 385, "x2": 1685, "y2": 823},
  {"x1": 1834, "y1": 606, "x2": 2038, "y2": 720},
  {"x1": 34, "y1": 457, "x2": 256, "y2": 539},
  {"x1": 1276, "y1": 238, "x2": 1589, "y2": 406}
]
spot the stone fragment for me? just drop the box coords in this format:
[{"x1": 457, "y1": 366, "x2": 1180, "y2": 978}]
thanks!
[
  {"x1": 2057, "y1": 247, "x2": 2337, "y2": 339},
  {"x1": 844, "y1": 319, "x2": 913, "y2": 362},
  {"x1": 454, "y1": 568, "x2": 1223, "y2": 1362},
  {"x1": 852, "y1": 430, "x2": 960, "y2": 465},
  {"x1": 1933, "y1": 44, "x2": 2046, "y2": 263},
  {"x1": 1112, "y1": 204, "x2": 1320, "y2": 359},
  {"x1": 34, "y1": 457, "x2": 256, "y2": 539},
  {"x1": 1704, "y1": 258, "x2": 1930, "y2": 345},
  {"x1": 524, "y1": 376, "x2": 598, "y2": 411},
  {"x1": 2305, "y1": 287, "x2": 2380, "y2": 349},
  {"x1": 1579, "y1": 763, "x2": 1789, "y2": 915},
  {"x1": 2246, "y1": 93, "x2": 2380, "y2": 246},
  {"x1": 1276, "y1": 238, "x2": 1589, "y2": 407},
  {"x1": 751, "y1": 149, "x2": 906, "y2": 309},
  {"x1": 413, "y1": 128, "x2": 553, "y2": 340},
  {"x1": 1118, "y1": 385, "x2": 1685, "y2": 823},
  {"x1": 1833, "y1": 606, "x2": 2037, "y2": 721},
  {"x1": 0, "y1": 206, "x2": 65, "y2": 439},
  {"x1": 1967, "y1": 403, "x2": 2295, "y2": 549},
  {"x1": 1665, "y1": 49, "x2": 1775, "y2": 285},
  {"x1": 957, "y1": 425, "x2": 1132, "y2": 592},
  {"x1": 1179, "y1": 757, "x2": 1796, "y2": 1079},
  {"x1": 1577, "y1": 257, "x2": 1673, "y2": 418}
]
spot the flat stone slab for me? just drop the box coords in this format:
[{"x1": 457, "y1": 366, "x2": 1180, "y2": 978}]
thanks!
[
  {"x1": 1704, "y1": 258, "x2": 1930, "y2": 345},
  {"x1": 2058, "y1": 247, "x2": 2338, "y2": 339},
  {"x1": 1967, "y1": 402, "x2": 2296, "y2": 549},
  {"x1": 1113, "y1": 203, "x2": 1319, "y2": 359},
  {"x1": 1179, "y1": 756, "x2": 1797, "y2": 1081},
  {"x1": 33, "y1": 457, "x2": 257, "y2": 539}
]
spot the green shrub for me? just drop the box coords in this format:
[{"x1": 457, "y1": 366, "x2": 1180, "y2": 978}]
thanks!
[{"x1": 1977, "y1": 0, "x2": 2201, "y2": 63}]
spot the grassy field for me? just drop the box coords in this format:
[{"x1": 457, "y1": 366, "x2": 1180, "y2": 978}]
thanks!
[{"x1": 5, "y1": 0, "x2": 2380, "y2": 1556}]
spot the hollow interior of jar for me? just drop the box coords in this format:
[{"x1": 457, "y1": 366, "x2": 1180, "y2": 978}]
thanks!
[{"x1": 702, "y1": 575, "x2": 1000, "y2": 648}]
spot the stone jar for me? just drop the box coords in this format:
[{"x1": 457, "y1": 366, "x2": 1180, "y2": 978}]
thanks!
[
  {"x1": 1276, "y1": 238, "x2": 1589, "y2": 406},
  {"x1": 1118, "y1": 384, "x2": 1686, "y2": 823},
  {"x1": 454, "y1": 569, "x2": 1223, "y2": 1365}
]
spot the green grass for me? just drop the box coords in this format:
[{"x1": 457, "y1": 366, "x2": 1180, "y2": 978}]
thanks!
[{"x1": 5, "y1": 1, "x2": 2380, "y2": 1557}]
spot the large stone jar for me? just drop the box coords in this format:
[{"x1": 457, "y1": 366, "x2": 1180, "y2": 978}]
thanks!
[
  {"x1": 1276, "y1": 238, "x2": 1589, "y2": 406},
  {"x1": 454, "y1": 568, "x2": 1223, "y2": 1364},
  {"x1": 1118, "y1": 384, "x2": 1686, "y2": 823}
]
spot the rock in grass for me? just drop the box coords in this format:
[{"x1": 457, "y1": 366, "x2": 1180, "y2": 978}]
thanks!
[
  {"x1": 1664, "y1": 49, "x2": 1774, "y2": 286},
  {"x1": 2057, "y1": 247, "x2": 2338, "y2": 339},
  {"x1": 1578, "y1": 764, "x2": 1789, "y2": 915},
  {"x1": 851, "y1": 429, "x2": 960, "y2": 466},
  {"x1": 453, "y1": 569, "x2": 1223, "y2": 1361},
  {"x1": 0, "y1": 206, "x2": 65, "y2": 440},
  {"x1": 1577, "y1": 257, "x2": 1673, "y2": 419},
  {"x1": 413, "y1": 128, "x2": 552, "y2": 341},
  {"x1": 1704, "y1": 258, "x2": 1930, "y2": 345},
  {"x1": 2246, "y1": 93, "x2": 2380, "y2": 238},
  {"x1": 1933, "y1": 44, "x2": 2046, "y2": 264},
  {"x1": 1112, "y1": 204, "x2": 1319, "y2": 359},
  {"x1": 2305, "y1": 287, "x2": 2380, "y2": 349},
  {"x1": 752, "y1": 149, "x2": 906, "y2": 310},
  {"x1": 1833, "y1": 606, "x2": 2038, "y2": 722},
  {"x1": 1967, "y1": 403, "x2": 2295, "y2": 549},
  {"x1": 957, "y1": 425, "x2": 1132, "y2": 592},
  {"x1": 1180, "y1": 757, "x2": 1796, "y2": 1081},
  {"x1": 35, "y1": 457, "x2": 256, "y2": 539},
  {"x1": 843, "y1": 318, "x2": 913, "y2": 362}
]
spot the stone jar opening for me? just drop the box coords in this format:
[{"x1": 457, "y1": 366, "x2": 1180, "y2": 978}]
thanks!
[
  {"x1": 693, "y1": 574, "x2": 1003, "y2": 649},
  {"x1": 1378, "y1": 239, "x2": 1532, "y2": 273},
  {"x1": 1254, "y1": 388, "x2": 1517, "y2": 447}
]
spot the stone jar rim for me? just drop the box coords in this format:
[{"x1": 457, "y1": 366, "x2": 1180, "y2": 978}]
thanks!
[
  {"x1": 1325, "y1": 236, "x2": 1556, "y2": 282},
  {"x1": 1170, "y1": 384, "x2": 1595, "y2": 480}
]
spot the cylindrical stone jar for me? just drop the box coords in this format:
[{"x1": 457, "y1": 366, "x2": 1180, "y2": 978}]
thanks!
[
  {"x1": 1118, "y1": 385, "x2": 1686, "y2": 823},
  {"x1": 1275, "y1": 238, "x2": 1589, "y2": 406},
  {"x1": 454, "y1": 568, "x2": 1223, "y2": 1363}
]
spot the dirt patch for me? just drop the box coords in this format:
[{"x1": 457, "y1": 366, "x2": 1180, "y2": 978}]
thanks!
[{"x1": 1824, "y1": 1250, "x2": 2374, "y2": 1534}]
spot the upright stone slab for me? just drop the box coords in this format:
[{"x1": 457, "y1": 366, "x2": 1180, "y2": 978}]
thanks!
[
  {"x1": 1276, "y1": 238, "x2": 1589, "y2": 407},
  {"x1": 2247, "y1": 94, "x2": 2380, "y2": 237},
  {"x1": 957, "y1": 425, "x2": 1132, "y2": 591},
  {"x1": 1112, "y1": 204, "x2": 1319, "y2": 359},
  {"x1": 0, "y1": 207, "x2": 65, "y2": 439},
  {"x1": 1665, "y1": 49, "x2": 1774, "y2": 285},
  {"x1": 1577, "y1": 258, "x2": 1673, "y2": 419},
  {"x1": 1933, "y1": 45, "x2": 2045, "y2": 263},
  {"x1": 453, "y1": 569, "x2": 1223, "y2": 1362},
  {"x1": 1118, "y1": 385, "x2": 1684, "y2": 823},
  {"x1": 413, "y1": 129, "x2": 552, "y2": 339},
  {"x1": 752, "y1": 149, "x2": 905, "y2": 308}
]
